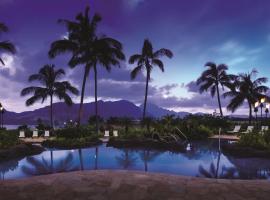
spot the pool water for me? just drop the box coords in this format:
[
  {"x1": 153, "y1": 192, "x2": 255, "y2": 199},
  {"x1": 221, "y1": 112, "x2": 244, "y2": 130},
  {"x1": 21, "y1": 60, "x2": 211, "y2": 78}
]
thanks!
[{"x1": 1, "y1": 140, "x2": 270, "y2": 180}]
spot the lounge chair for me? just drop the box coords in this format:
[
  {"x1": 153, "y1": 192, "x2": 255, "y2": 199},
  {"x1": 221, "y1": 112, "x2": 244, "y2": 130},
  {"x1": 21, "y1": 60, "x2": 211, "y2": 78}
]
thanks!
[
  {"x1": 104, "y1": 130, "x2": 110, "y2": 137},
  {"x1": 44, "y1": 130, "x2": 50, "y2": 137},
  {"x1": 19, "y1": 130, "x2": 25, "y2": 138},
  {"x1": 227, "y1": 125, "x2": 241, "y2": 134},
  {"x1": 113, "y1": 130, "x2": 118, "y2": 137},
  {"x1": 32, "y1": 130, "x2": 38, "y2": 137},
  {"x1": 260, "y1": 126, "x2": 269, "y2": 134},
  {"x1": 241, "y1": 126, "x2": 254, "y2": 134}
]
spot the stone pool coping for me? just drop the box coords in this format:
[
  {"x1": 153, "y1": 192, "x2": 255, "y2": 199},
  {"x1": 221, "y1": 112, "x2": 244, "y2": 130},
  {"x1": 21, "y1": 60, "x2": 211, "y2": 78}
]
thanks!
[{"x1": 0, "y1": 170, "x2": 270, "y2": 200}]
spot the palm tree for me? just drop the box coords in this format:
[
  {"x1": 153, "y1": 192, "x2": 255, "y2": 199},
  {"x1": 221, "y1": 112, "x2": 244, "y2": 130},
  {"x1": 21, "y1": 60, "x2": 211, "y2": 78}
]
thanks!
[
  {"x1": 223, "y1": 69, "x2": 268, "y2": 124},
  {"x1": 90, "y1": 36, "x2": 125, "y2": 134},
  {"x1": 48, "y1": 6, "x2": 101, "y2": 126},
  {"x1": 129, "y1": 39, "x2": 173, "y2": 119},
  {"x1": 21, "y1": 64, "x2": 79, "y2": 128},
  {"x1": 197, "y1": 62, "x2": 233, "y2": 117},
  {"x1": 0, "y1": 23, "x2": 16, "y2": 66}
]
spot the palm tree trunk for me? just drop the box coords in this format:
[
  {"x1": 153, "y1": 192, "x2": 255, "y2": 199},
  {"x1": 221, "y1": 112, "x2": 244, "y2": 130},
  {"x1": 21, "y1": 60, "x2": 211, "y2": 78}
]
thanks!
[
  {"x1": 50, "y1": 95, "x2": 53, "y2": 128},
  {"x1": 78, "y1": 67, "x2": 88, "y2": 126},
  {"x1": 50, "y1": 150, "x2": 54, "y2": 172},
  {"x1": 248, "y1": 102, "x2": 252, "y2": 125},
  {"x1": 143, "y1": 71, "x2": 150, "y2": 120},
  {"x1": 94, "y1": 63, "x2": 98, "y2": 134},
  {"x1": 215, "y1": 151, "x2": 221, "y2": 179},
  {"x1": 216, "y1": 84, "x2": 223, "y2": 117},
  {"x1": 78, "y1": 149, "x2": 84, "y2": 170},
  {"x1": 95, "y1": 147, "x2": 98, "y2": 170}
]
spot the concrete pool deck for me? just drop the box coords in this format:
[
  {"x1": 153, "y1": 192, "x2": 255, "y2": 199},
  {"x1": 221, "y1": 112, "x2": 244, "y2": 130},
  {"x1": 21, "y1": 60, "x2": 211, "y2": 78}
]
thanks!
[{"x1": 0, "y1": 170, "x2": 270, "y2": 200}]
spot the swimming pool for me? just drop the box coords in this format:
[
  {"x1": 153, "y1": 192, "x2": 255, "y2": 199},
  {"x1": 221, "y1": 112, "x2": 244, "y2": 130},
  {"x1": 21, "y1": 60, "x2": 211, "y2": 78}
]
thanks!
[{"x1": 1, "y1": 140, "x2": 270, "y2": 180}]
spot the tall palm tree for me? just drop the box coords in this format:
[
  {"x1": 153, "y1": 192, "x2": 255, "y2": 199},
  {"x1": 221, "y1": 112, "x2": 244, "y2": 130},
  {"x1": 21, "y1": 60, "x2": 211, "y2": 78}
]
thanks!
[
  {"x1": 223, "y1": 69, "x2": 268, "y2": 124},
  {"x1": 0, "y1": 23, "x2": 16, "y2": 66},
  {"x1": 88, "y1": 35, "x2": 125, "y2": 134},
  {"x1": 21, "y1": 64, "x2": 79, "y2": 128},
  {"x1": 129, "y1": 39, "x2": 173, "y2": 119},
  {"x1": 197, "y1": 62, "x2": 233, "y2": 117},
  {"x1": 48, "y1": 6, "x2": 101, "y2": 126}
]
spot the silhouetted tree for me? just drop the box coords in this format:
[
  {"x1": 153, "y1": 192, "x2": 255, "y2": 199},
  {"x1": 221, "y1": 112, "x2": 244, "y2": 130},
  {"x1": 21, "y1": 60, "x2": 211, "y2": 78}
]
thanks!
[
  {"x1": 223, "y1": 69, "x2": 268, "y2": 124},
  {"x1": 21, "y1": 65, "x2": 79, "y2": 128},
  {"x1": 129, "y1": 39, "x2": 173, "y2": 119},
  {"x1": 197, "y1": 62, "x2": 233, "y2": 117},
  {"x1": 0, "y1": 23, "x2": 16, "y2": 66},
  {"x1": 49, "y1": 6, "x2": 100, "y2": 126}
]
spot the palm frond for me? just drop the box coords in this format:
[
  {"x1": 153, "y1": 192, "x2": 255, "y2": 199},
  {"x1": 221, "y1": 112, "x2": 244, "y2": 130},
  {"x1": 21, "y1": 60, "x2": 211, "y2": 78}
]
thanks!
[
  {"x1": 129, "y1": 54, "x2": 142, "y2": 64},
  {"x1": 0, "y1": 41, "x2": 16, "y2": 55},
  {"x1": 152, "y1": 59, "x2": 164, "y2": 72},
  {"x1": 142, "y1": 39, "x2": 153, "y2": 56},
  {"x1": 48, "y1": 40, "x2": 77, "y2": 58},
  {"x1": 153, "y1": 48, "x2": 173, "y2": 58},
  {"x1": 130, "y1": 65, "x2": 143, "y2": 80}
]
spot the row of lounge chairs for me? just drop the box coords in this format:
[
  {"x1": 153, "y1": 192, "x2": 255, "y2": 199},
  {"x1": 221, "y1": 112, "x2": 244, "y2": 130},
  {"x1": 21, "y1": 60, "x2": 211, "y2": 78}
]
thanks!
[
  {"x1": 104, "y1": 130, "x2": 118, "y2": 137},
  {"x1": 227, "y1": 125, "x2": 268, "y2": 134},
  {"x1": 19, "y1": 130, "x2": 119, "y2": 138},
  {"x1": 19, "y1": 130, "x2": 50, "y2": 138}
]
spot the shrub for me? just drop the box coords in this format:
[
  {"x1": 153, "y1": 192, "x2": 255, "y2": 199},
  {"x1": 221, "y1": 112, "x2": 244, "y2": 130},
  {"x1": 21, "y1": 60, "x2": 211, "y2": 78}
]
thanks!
[
  {"x1": 55, "y1": 126, "x2": 95, "y2": 139},
  {"x1": 0, "y1": 130, "x2": 19, "y2": 149},
  {"x1": 238, "y1": 133, "x2": 269, "y2": 150},
  {"x1": 119, "y1": 128, "x2": 146, "y2": 139},
  {"x1": 42, "y1": 135, "x2": 101, "y2": 149}
]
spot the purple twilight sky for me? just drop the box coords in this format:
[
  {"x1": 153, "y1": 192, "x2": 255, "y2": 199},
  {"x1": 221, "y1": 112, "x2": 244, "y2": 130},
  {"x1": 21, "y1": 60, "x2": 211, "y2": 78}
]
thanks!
[{"x1": 1, "y1": 0, "x2": 270, "y2": 115}]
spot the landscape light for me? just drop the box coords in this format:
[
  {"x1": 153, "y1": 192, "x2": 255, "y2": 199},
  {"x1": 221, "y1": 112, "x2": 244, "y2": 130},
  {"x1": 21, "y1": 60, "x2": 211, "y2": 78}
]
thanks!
[
  {"x1": 254, "y1": 102, "x2": 259, "y2": 107},
  {"x1": 260, "y1": 98, "x2": 266, "y2": 103}
]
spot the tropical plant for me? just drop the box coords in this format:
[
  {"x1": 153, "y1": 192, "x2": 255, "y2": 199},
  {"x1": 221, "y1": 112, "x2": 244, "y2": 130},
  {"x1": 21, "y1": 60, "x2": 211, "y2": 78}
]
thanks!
[
  {"x1": 49, "y1": 7, "x2": 125, "y2": 133},
  {"x1": 223, "y1": 69, "x2": 268, "y2": 124},
  {"x1": 48, "y1": 6, "x2": 100, "y2": 125},
  {"x1": 129, "y1": 39, "x2": 173, "y2": 119},
  {"x1": 0, "y1": 23, "x2": 16, "y2": 66},
  {"x1": 89, "y1": 35, "x2": 125, "y2": 134},
  {"x1": 197, "y1": 62, "x2": 233, "y2": 117},
  {"x1": 21, "y1": 65, "x2": 79, "y2": 128}
]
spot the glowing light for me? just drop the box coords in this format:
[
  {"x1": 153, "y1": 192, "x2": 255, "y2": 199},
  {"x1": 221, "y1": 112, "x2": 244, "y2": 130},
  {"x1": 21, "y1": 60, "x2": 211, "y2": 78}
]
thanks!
[
  {"x1": 260, "y1": 98, "x2": 266, "y2": 103},
  {"x1": 255, "y1": 102, "x2": 259, "y2": 107}
]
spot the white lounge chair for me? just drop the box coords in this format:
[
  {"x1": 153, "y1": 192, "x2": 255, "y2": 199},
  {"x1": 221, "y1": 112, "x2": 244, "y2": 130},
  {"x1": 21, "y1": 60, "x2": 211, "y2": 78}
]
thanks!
[
  {"x1": 104, "y1": 130, "x2": 110, "y2": 137},
  {"x1": 227, "y1": 125, "x2": 241, "y2": 134},
  {"x1": 113, "y1": 130, "x2": 118, "y2": 137},
  {"x1": 44, "y1": 130, "x2": 50, "y2": 137},
  {"x1": 260, "y1": 126, "x2": 269, "y2": 134},
  {"x1": 19, "y1": 131, "x2": 25, "y2": 138},
  {"x1": 241, "y1": 126, "x2": 254, "y2": 134},
  {"x1": 32, "y1": 130, "x2": 38, "y2": 137}
]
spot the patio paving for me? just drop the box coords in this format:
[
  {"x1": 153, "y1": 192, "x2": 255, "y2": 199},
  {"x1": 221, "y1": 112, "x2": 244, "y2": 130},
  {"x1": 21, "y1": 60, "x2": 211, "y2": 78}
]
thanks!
[
  {"x1": 0, "y1": 170, "x2": 269, "y2": 200},
  {"x1": 209, "y1": 134, "x2": 240, "y2": 140}
]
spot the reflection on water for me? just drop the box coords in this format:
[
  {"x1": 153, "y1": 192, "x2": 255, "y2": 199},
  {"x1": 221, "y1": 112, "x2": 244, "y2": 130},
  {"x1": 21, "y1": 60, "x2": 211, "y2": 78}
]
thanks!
[
  {"x1": 1, "y1": 141, "x2": 270, "y2": 180},
  {"x1": 21, "y1": 152, "x2": 78, "y2": 176},
  {"x1": 0, "y1": 159, "x2": 18, "y2": 180}
]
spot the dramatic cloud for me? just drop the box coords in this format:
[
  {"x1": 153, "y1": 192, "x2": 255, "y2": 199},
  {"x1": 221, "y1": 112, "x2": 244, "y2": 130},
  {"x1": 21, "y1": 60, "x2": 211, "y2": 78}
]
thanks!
[{"x1": 0, "y1": 0, "x2": 270, "y2": 115}]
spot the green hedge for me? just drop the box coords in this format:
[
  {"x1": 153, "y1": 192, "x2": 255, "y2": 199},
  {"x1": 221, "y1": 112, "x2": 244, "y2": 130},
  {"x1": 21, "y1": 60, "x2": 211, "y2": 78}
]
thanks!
[
  {"x1": 0, "y1": 130, "x2": 19, "y2": 149},
  {"x1": 42, "y1": 135, "x2": 101, "y2": 149},
  {"x1": 238, "y1": 132, "x2": 269, "y2": 150},
  {"x1": 55, "y1": 126, "x2": 95, "y2": 139}
]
